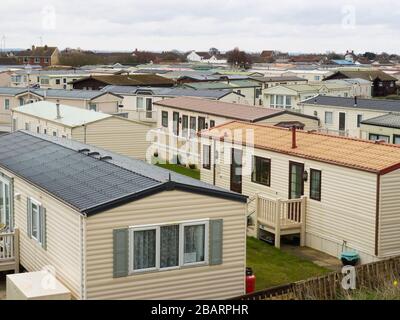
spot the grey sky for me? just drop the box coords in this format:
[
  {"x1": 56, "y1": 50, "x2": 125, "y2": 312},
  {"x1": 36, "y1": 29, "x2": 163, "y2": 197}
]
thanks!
[{"x1": 1, "y1": 0, "x2": 400, "y2": 53}]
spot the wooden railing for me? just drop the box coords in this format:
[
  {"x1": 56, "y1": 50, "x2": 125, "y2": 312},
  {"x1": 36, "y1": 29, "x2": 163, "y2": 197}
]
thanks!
[
  {"x1": 256, "y1": 195, "x2": 306, "y2": 248},
  {"x1": 0, "y1": 229, "x2": 20, "y2": 273}
]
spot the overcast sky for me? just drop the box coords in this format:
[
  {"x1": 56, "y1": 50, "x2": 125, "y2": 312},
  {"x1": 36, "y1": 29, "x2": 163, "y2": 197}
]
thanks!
[{"x1": 1, "y1": 0, "x2": 400, "y2": 54}]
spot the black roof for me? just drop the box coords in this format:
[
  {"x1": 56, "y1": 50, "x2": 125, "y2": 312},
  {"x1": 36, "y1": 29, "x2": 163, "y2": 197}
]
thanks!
[
  {"x1": 0, "y1": 131, "x2": 246, "y2": 216},
  {"x1": 301, "y1": 95, "x2": 400, "y2": 113},
  {"x1": 361, "y1": 113, "x2": 400, "y2": 129}
]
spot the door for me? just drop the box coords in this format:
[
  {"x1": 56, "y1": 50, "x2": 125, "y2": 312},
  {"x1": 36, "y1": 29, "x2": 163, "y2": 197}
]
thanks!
[
  {"x1": 289, "y1": 162, "x2": 304, "y2": 199},
  {"x1": 230, "y1": 148, "x2": 243, "y2": 194},
  {"x1": 339, "y1": 112, "x2": 346, "y2": 132},
  {"x1": 0, "y1": 177, "x2": 11, "y2": 230},
  {"x1": 173, "y1": 112, "x2": 179, "y2": 136}
]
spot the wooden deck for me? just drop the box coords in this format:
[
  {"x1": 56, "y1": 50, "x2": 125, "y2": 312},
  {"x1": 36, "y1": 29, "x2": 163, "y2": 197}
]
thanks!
[
  {"x1": 255, "y1": 195, "x2": 306, "y2": 248},
  {"x1": 0, "y1": 229, "x2": 19, "y2": 273}
]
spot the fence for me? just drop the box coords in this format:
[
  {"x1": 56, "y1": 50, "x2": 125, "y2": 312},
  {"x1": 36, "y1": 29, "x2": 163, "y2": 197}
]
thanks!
[{"x1": 232, "y1": 256, "x2": 400, "y2": 300}]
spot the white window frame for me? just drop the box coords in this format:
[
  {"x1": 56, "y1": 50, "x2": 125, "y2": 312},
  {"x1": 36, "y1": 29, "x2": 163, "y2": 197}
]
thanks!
[
  {"x1": 324, "y1": 111, "x2": 333, "y2": 125},
  {"x1": 4, "y1": 99, "x2": 10, "y2": 110},
  {"x1": 128, "y1": 219, "x2": 209, "y2": 275},
  {"x1": 29, "y1": 197, "x2": 42, "y2": 244},
  {"x1": 0, "y1": 175, "x2": 11, "y2": 227}
]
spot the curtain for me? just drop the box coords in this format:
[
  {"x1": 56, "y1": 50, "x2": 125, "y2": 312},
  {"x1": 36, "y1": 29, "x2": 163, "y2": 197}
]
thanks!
[
  {"x1": 184, "y1": 225, "x2": 205, "y2": 263},
  {"x1": 160, "y1": 225, "x2": 179, "y2": 268},
  {"x1": 134, "y1": 229, "x2": 156, "y2": 270}
]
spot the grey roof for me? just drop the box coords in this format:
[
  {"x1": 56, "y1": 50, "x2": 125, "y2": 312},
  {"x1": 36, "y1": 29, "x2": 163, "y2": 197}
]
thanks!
[
  {"x1": 301, "y1": 95, "x2": 400, "y2": 113},
  {"x1": 101, "y1": 85, "x2": 239, "y2": 99},
  {"x1": 0, "y1": 131, "x2": 246, "y2": 216},
  {"x1": 0, "y1": 86, "x2": 121, "y2": 100},
  {"x1": 361, "y1": 113, "x2": 400, "y2": 129},
  {"x1": 250, "y1": 76, "x2": 307, "y2": 82}
]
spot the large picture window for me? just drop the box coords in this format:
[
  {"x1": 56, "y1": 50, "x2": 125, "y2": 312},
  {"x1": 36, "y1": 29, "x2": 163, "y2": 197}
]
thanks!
[
  {"x1": 129, "y1": 221, "x2": 208, "y2": 274},
  {"x1": 251, "y1": 156, "x2": 271, "y2": 187}
]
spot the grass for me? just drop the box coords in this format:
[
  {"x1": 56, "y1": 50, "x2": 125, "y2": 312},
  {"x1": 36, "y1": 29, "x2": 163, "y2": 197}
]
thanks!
[
  {"x1": 247, "y1": 237, "x2": 330, "y2": 291},
  {"x1": 156, "y1": 163, "x2": 200, "y2": 180}
]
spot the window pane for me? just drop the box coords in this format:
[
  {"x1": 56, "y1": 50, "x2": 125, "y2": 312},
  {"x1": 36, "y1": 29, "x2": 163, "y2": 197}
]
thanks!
[
  {"x1": 310, "y1": 170, "x2": 321, "y2": 201},
  {"x1": 184, "y1": 224, "x2": 205, "y2": 264},
  {"x1": 252, "y1": 156, "x2": 270, "y2": 186},
  {"x1": 160, "y1": 225, "x2": 179, "y2": 268},
  {"x1": 162, "y1": 111, "x2": 168, "y2": 127},
  {"x1": 137, "y1": 97, "x2": 144, "y2": 110},
  {"x1": 325, "y1": 112, "x2": 333, "y2": 124},
  {"x1": 133, "y1": 229, "x2": 156, "y2": 270},
  {"x1": 203, "y1": 145, "x2": 211, "y2": 170},
  {"x1": 182, "y1": 115, "x2": 188, "y2": 137},
  {"x1": 31, "y1": 203, "x2": 39, "y2": 240}
]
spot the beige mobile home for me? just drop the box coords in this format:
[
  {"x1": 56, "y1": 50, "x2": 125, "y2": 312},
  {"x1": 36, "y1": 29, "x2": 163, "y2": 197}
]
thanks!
[
  {"x1": 0, "y1": 87, "x2": 123, "y2": 126},
  {"x1": 199, "y1": 121, "x2": 400, "y2": 264},
  {"x1": 0, "y1": 131, "x2": 247, "y2": 299},
  {"x1": 12, "y1": 101, "x2": 152, "y2": 160},
  {"x1": 299, "y1": 95, "x2": 400, "y2": 138},
  {"x1": 360, "y1": 113, "x2": 400, "y2": 144}
]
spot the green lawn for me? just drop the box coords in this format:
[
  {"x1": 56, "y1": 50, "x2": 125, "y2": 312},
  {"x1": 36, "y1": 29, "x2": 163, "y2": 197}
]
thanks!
[
  {"x1": 247, "y1": 237, "x2": 329, "y2": 291},
  {"x1": 156, "y1": 163, "x2": 200, "y2": 180}
]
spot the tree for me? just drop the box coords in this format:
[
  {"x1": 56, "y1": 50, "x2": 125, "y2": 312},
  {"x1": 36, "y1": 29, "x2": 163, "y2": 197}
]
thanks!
[
  {"x1": 363, "y1": 52, "x2": 377, "y2": 60},
  {"x1": 326, "y1": 51, "x2": 343, "y2": 60},
  {"x1": 209, "y1": 47, "x2": 220, "y2": 56},
  {"x1": 226, "y1": 47, "x2": 252, "y2": 69}
]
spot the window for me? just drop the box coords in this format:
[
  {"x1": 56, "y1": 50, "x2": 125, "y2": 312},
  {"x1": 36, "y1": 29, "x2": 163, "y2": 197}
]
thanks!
[
  {"x1": 25, "y1": 122, "x2": 30, "y2": 131},
  {"x1": 313, "y1": 111, "x2": 318, "y2": 117},
  {"x1": 394, "y1": 135, "x2": 400, "y2": 145},
  {"x1": 182, "y1": 115, "x2": 188, "y2": 138},
  {"x1": 55, "y1": 79, "x2": 61, "y2": 85},
  {"x1": 369, "y1": 134, "x2": 390, "y2": 143},
  {"x1": 44, "y1": 128, "x2": 47, "y2": 135},
  {"x1": 310, "y1": 169, "x2": 322, "y2": 201},
  {"x1": 270, "y1": 95, "x2": 275, "y2": 107},
  {"x1": 137, "y1": 97, "x2": 144, "y2": 110},
  {"x1": 251, "y1": 156, "x2": 271, "y2": 186},
  {"x1": 44, "y1": 58, "x2": 49, "y2": 64},
  {"x1": 36, "y1": 126, "x2": 40, "y2": 133},
  {"x1": 210, "y1": 120, "x2": 215, "y2": 128},
  {"x1": 27, "y1": 198, "x2": 46, "y2": 247},
  {"x1": 88, "y1": 103, "x2": 97, "y2": 111},
  {"x1": 52, "y1": 131, "x2": 57, "y2": 137},
  {"x1": 161, "y1": 111, "x2": 168, "y2": 128},
  {"x1": 285, "y1": 96, "x2": 292, "y2": 108},
  {"x1": 23, "y1": 57, "x2": 28, "y2": 63},
  {"x1": 145, "y1": 98, "x2": 152, "y2": 119},
  {"x1": 324, "y1": 111, "x2": 333, "y2": 124},
  {"x1": 357, "y1": 114, "x2": 363, "y2": 128},
  {"x1": 198, "y1": 117, "x2": 206, "y2": 132},
  {"x1": 40, "y1": 78, "x2": 49, "y2": 85},
  {"x1": 63, "y1": 78, "x2": 67, "y2": 84},
  {"x1": 35, "y1": 57, "x2": 40, "y2": 63},
  {"x1": 4, "y1": 99, "x2": 10, "y2": 110},
  {"x1": 314, "y1": 76, "x2": 320, "y2": 81},
  {"x1": 0, "y1": 176, "x2": 12, "y2": 228},
  {"x1": 189, "y1": 116, "x2": 196, "y2": 138},
  {"x1": 129, "y1": 221, "x2": 208, "y2": 273},
  {"x1": 203, "y1": 145, "x2": 211, "y2": 170},
  {"x1": 173, "y1": 112, "x2": 179, "y2": 136},
  {"x1": 276, "y1": 95, "x2": 284, "y2": 108}
]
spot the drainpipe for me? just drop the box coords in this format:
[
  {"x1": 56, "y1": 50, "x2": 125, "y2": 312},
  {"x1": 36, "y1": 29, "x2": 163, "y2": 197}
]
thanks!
[{"x1": 82, "y1": 123, "x2": 87, "y2": 144}]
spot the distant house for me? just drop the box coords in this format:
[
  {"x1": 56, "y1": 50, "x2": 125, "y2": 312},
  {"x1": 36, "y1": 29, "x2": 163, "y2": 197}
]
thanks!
[
  {"x1": 12, "y1": 101, "x2": 153, "y2": 160},
  {"x1": 260, "y1": 50, "x2": 275, "y2": 62},
  {"x1": 15, "y1": 45, "x2": 59, "y2": 67},
  {"x1": 344, "y1": 50, "x2": 357, "y2": 63},
  {"x1": 299, "y1": 95, "x2": 400, "y2": 138},
  {"x1": 186, "y1": 51, "x2": 227, "y2": 64},
  {"x1": 250, "y1": 76, "x2": 308, "y2": 89},
  {"x1": 0, "y1": 131, "x2": 247, "y2": 299},
  {"x1": 199, "y1": 121, "x2": 400, "y2": 264},
  {"x1": 360, "y1": 113, "x2": 400, "y2": 144},
  {"x1": 324, "y1": 70, "x2": 398, "y2": 97},
  {"x1": 71, "y1": 75, "x2": 175, "y2": 90}
]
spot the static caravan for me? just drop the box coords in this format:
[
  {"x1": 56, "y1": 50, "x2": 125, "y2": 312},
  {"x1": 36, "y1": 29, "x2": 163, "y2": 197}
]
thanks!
[
  {"x1": 0, "y1": 131, "x2": 247, "y2": 299},
  {"x1": 361, "y1": 113, "x2": 400, "y2": 144},
  {"x1": 199, "y1": 121, "x2": 400, "y2": 264},
  {"x1": 299, "y1": 95, "x2": 400, "y2": 138},
  {"x1": 153, "y1": 96, "x2": 319, "y2": 166},
  {"x1": 12, "y1": 101, "x2": 153, "y2": 160}
]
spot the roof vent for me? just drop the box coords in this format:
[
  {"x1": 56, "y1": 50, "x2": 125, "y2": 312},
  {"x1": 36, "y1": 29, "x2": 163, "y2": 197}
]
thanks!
[
  {"x1": 100, "y1": 156, "x2": 113, "y2": 161},
  {"x1": 78, "y1": 148, "x2": 90, "y2": 154},
  {"x1": 88, "y1": 152, "x2": 100, "y2": 158}
]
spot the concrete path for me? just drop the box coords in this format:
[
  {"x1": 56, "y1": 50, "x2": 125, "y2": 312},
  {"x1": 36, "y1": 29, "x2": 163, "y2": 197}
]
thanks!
[{"x1": 281, "y1": 244, "x2": 342, "y2": 271}]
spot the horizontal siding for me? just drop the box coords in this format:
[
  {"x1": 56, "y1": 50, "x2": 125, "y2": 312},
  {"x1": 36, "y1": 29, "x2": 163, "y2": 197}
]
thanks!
[
  {"x1": 379, "y1": 169, "x2": 400, "y2": 257},
  {"x1": 85, "y1": 190, "x2": 246, "y2": 300},
  {"x1": 72, "y1": 117, "x2": 152, "y2": 160},
  {"x1": 201, "y1": 144, "x2": 378, "y2": 259},
  {"x1": 0, "y1": 167, "x2": 82, "y2": 298}
]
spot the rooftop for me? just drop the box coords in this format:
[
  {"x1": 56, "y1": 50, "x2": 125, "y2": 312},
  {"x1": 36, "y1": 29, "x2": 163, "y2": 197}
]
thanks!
[
  {"x1": 15, "y1": 46, "x2": 58, "y2": 58},
  {"x1": 71, "y1": 74, "x2": 175, "y2": 86},
  {"x1": 361, "y1": 113, "x2": 400, "y2": 129},
  {"x1": 301, "y1": 95, "x2": 400, "y2": 112},
  {"x1": 325, "y1": 70, "x2": 397, "y2": 82},
  {"x1": 0, "y1": 131, "x2": 246, "y2": 216},
  {"x1": 201, "y1": 121, "x2": 400, "y2": 174},
  {"x1": 13, "y1": 101, "x2": 111, "y2": 127},
  {"x1": 154, "y1": 97, "x2": 317, "y2": 122},
  {"x1": 249, "y1": 76, "x2": 307, "y2": 83}
]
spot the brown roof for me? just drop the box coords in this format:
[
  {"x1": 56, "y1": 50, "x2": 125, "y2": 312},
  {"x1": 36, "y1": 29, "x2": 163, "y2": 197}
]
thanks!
[
  {"x1": 71, "y1": 74, "x2": 175, "y2": 86},
  {"x1": 16, "y1": 46, "x2": 58, "y2": 57},
  {"x1": 201, "y1": 121, "x2": 400, "y2": 174},
  {"x1": 154, "y1": 97, "x2": 317, "y2": 123},
  {"x1": 325, "y1": 70, "x2": 397, "y2": 82}
]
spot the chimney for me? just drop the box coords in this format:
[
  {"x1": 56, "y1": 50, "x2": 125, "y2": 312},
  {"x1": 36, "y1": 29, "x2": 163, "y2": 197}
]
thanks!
[
  {"x1": 56, "y1": 100, "x2": 61, "y2": 119},
  {"x1": 354, "y1": 96, "x2": 358, "y2": 107},
  {"x1": 32, "y1": 45, "x2": 35, "y2": 51},
  {"x1": 291, "y1": 126, "x2": 297, "y2": 149}
]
